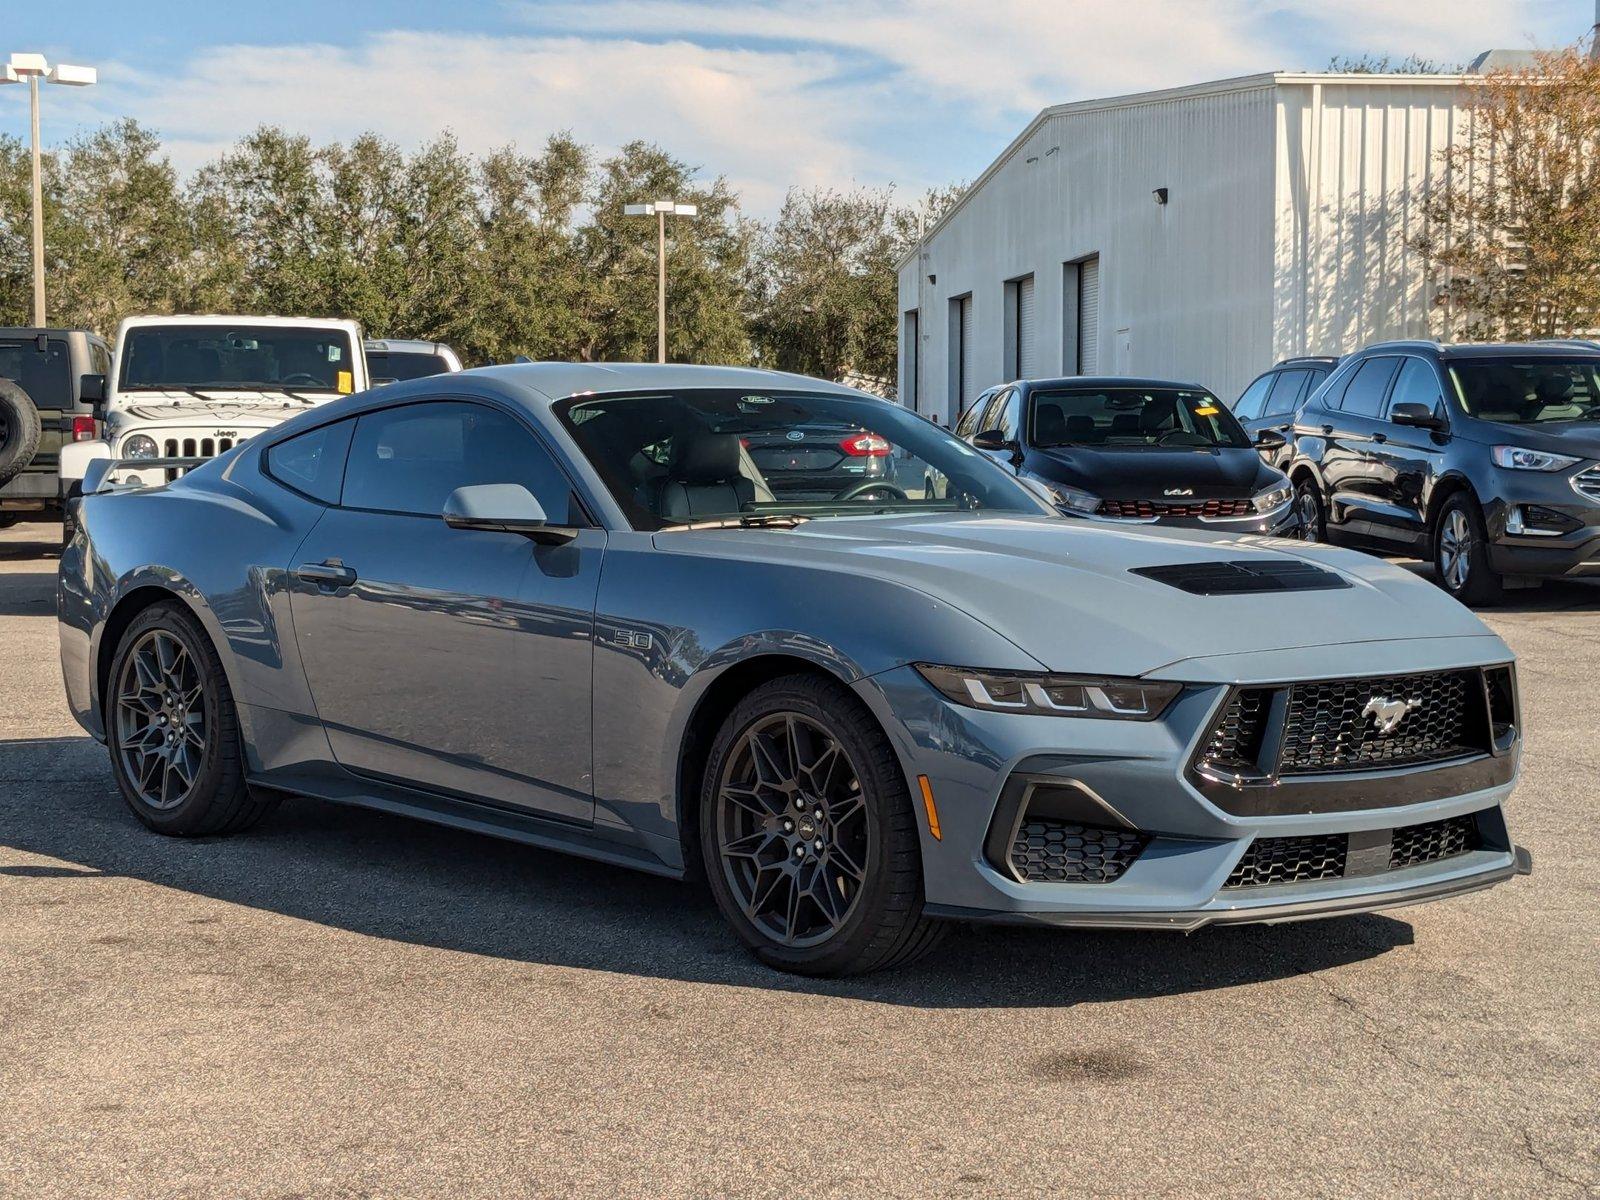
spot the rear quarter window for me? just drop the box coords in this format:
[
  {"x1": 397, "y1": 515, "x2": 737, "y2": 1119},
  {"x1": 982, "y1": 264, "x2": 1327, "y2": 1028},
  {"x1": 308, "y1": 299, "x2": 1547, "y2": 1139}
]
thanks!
[{"x1": 264, "y1": 419, "x2": 355, "y2": 504}]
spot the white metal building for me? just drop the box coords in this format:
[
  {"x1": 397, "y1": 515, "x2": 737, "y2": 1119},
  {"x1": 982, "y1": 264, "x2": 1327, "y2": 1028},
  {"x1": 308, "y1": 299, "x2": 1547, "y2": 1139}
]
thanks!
[{"x1": 897, "y1": 70, "x2": 1483, "y2": 422}]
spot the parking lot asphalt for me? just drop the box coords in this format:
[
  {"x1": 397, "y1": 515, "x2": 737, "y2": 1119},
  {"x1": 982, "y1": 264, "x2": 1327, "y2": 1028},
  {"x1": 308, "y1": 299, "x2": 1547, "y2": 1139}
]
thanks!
[{"x1": 1, "y1": 520, "x2": 1596, "y2": 1199}]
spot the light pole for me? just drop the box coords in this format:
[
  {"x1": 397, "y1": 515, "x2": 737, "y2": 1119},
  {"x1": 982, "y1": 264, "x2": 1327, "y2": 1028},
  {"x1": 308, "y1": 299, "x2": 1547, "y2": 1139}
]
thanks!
[
  {"x1": 623, "y1": 199, "x2": 698, "y2": 363},
  {"x1": 2, "y1": 52, "x2": 97, "y2": 326}
]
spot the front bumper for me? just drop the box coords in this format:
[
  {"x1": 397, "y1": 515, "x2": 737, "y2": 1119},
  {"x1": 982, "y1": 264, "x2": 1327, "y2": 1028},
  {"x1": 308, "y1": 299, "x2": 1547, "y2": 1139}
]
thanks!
[
  {"x1": 856, "y1": 652, "x2": 1527, "y2": 929},
  {"x1": 1073, "y1": 500, "x2": 1302, "y2": 537},
  {"x1": 1483, "y1": 471, "x2": 1600, "y2": 577}
]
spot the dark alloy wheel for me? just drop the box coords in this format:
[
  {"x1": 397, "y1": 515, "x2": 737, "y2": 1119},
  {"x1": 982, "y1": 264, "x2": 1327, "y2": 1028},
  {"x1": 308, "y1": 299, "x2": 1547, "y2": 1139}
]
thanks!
[
  {"x1": 714, "y1": 711, "x2": 872, "y2": 948},
  {"x1": 1293, "y1": 478, "x2": 1325, "y2": 542},
  {"x1": 700, "y1": 674, "x2": 944, "y2": 976},
  {"x1": 106, "y1": 601, "x2": 278, "y2": 836},
  {"x1": 1434, "y1": 494, "x2": 1503, "y2": 606}
]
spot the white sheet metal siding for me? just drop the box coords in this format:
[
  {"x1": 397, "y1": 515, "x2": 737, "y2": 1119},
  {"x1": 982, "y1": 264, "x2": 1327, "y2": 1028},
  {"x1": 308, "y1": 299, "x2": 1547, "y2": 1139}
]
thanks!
[
  {"x1": 1016, "y1": 275, "x2": 1036, "y2": 378},
  {"x1": 1273, "y1": 79, "x2": 1468, "y2": 359},
  {"x1": 1077, "y1": 257, "x2": 1100, "y2": 373}
]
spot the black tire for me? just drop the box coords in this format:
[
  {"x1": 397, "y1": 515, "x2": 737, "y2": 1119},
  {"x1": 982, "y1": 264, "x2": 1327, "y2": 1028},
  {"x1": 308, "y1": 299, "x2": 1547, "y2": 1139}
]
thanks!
[
  {"x1": 1434, "y1": 493, "x2": 1503, "y2": 606},
  {"x1": 699, "y1": 672, "x2": 944, "y2": 976},
  {"x1": 1293, "y1": 476, "x2": 1326, "y2": 542},
  {"x1": 0, "y1": 378, "x2": 42, "y2": 488},
  {"x1": 106, "y1": 601, "x2": 278, "y2": 836}
]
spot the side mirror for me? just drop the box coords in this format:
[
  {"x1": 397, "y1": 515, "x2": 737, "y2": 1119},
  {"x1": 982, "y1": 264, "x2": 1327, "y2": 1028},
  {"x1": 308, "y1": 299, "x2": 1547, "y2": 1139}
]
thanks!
[
  {"x1": 373, "y1": 376, "x2": 399, "y2": 387},
  {"x1": 79, "y1": 373, "x2": 105, "y2": 411},
  {"x1": 442, "y1": 483, "x2": 577, "y2": 544},
  {"x1": 1254, "y1": 428, "x2": 1288, "y2": 450},
  {"x1": 972, "y1": 428, "x2": 1024, "y2": 465},
  {"x1": 1390, "y1": 401, "x2": 1446, "y2": 432}
]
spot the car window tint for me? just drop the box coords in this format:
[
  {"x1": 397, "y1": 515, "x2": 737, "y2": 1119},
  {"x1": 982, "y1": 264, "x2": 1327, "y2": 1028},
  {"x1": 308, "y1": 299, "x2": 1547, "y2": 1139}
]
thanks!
[
  {"x1": 986, "y1": 389, "x2": 1021, "y2": 439},
  {"x1": 1232, "y1": 374, "x2": 1274, "y2": 421},
  {"x1": 342, "y1": 400, "x2": 571, "y2": 520},
  {"x1": 1263, "y1": 370, "x2": 1309, "y2": 417},
  {"x1": 265, "y1": 418, "x2": 355, "y2": 504},
  {"x1": 0, "y1": 337, "x2": 72, "y2": 409},
  {"x1": 1388, "y1": 358, "x2": 1444, "y2": 417},
  {"x1": 368, "y1": 350, "x2": 450, "y2": 382},
  {"x1": 954, "y1": 393, "x2": 990, "y2": 437},
  {"x1": 1339, "y1": 357, "x2": 1402, "y2": 419}
]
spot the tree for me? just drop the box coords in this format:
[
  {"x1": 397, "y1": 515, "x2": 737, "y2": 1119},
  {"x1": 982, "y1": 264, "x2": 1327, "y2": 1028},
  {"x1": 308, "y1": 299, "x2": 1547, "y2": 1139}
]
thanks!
[
  {"x1": 1327, "y1": 54, "x2": 1464, "y2": 75},
  {"x1": 1414, "y1": 46, "x2": 1600, "y2": 340}
]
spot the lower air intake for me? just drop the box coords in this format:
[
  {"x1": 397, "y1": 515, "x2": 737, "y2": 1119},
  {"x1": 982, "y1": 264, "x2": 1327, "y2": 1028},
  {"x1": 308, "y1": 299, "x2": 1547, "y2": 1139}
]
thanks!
[
  {"x1": 1224, "y1": 832, "x2": 1346, "y2": 888},
  {"x1": 1009, "y1": 820, "x2": 1148, "y2": 883},
  {"x1": 1389, "y1": 815, "x2": 1478, "y2": 870}
]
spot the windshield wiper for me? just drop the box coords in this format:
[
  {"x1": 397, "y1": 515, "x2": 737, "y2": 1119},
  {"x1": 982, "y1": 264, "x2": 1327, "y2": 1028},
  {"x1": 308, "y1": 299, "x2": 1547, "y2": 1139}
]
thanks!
[{"x1": 662, "y1": 513, "x2": 814, "y2": 531}]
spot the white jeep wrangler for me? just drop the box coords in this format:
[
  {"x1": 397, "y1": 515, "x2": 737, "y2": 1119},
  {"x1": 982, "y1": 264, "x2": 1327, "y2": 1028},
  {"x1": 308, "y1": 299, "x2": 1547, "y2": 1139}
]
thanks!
[{"x1": 62, "y1": 314, "x2": 368, "y2": 494}]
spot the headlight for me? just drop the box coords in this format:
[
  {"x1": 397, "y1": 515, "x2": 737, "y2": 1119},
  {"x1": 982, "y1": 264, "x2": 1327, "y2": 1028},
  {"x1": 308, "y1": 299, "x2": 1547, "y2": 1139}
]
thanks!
[
  {"x1": 122, "y1": 434, "x2": 158, "y2": 459},
  {"x1": 1046, "y1": 483, "x2": 1101, "y2": 514},
  {"x1": 1252, "y1": 483, "x2": 1293, "y2": 513},
  {"x1": 914, "y1": 664, "x2": 1181, "y2": 721},
  {"x1": 1491, "y1": 445, "x2": 1580, "y2": 471}
]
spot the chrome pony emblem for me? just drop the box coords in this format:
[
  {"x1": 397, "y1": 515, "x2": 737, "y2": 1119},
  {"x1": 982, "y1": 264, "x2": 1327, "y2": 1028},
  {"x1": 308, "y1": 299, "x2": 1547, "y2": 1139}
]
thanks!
[{"x1": 1363, "y1": 696, "x2": 1420, "y2": 736}]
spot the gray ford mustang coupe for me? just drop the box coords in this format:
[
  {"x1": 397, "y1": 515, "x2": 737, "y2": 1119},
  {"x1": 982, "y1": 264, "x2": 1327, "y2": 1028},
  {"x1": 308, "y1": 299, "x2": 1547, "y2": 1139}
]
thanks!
[{"x1": 59, "y1": 363, "x2": 1532, "y2": 976}]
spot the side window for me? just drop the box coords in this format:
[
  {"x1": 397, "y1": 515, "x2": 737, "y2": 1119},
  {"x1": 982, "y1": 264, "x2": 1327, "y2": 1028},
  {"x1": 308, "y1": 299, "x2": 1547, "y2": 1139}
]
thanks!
[
  {"x1": 1339, "y1": 357, "x2": 1402, "y2": 419},
  {"x1": 341, "y1": 400, "x2": 572, "y2": 520},
  {"x1": 265, "y1": 419, "x2": 355, "y2": 505},
  {"x1": 994, "y1": 388, "x2": 1023, "y2": 440},
  {"x1": 1387, "y1": 357, "x2": 1445, "y2": 417},
  {"x1": 955, "y1": 392, "x2": 991, "y2": 438},
  {"x1": 1232, "y1": 373, "x2": 1274, "y2": 420},
  {"x1": 90, "y1": 341, "x2": 113, "y2": 379},
  {"x1": 1263, "y1": 370, "x2": 1309, "y2": 417},
  {"x1": 981, "y1": 388, "x2": 1019, "y2": 437}
]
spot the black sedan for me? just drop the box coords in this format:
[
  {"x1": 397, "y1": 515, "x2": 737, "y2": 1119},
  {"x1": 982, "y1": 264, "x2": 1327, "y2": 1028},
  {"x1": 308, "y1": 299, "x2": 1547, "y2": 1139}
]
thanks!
[
  {"x1": 741, "y1": 418, "x2": 902, "y2": 502},
  {"x1": 947, "y1": 377, "x2": 1301, "y2": 535}
]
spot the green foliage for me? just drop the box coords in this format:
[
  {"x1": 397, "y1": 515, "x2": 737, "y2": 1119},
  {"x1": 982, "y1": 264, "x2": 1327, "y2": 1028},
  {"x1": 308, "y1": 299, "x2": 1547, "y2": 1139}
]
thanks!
[{"x1": 12, "y1": 119, "x2": 950, "y2": 389}]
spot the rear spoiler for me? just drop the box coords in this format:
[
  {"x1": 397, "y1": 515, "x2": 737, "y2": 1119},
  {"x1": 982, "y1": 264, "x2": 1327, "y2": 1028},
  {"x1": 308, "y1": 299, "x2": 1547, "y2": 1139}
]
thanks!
[{"x1": 82, "y1": 457, "x2": 209, "y2": 495}]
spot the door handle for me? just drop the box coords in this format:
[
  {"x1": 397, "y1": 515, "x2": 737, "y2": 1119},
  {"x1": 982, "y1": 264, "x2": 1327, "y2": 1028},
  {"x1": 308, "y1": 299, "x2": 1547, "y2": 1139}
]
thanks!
[
  {"x1": 295, "y1": 561, "x2": 357, "y2": 588},
  {"x1": 1321, "y1": 424, "x2": 1334, "y2": 435},
  {"x1": 1372, "y1": 432, "x2": 1387, "y2": 444}
]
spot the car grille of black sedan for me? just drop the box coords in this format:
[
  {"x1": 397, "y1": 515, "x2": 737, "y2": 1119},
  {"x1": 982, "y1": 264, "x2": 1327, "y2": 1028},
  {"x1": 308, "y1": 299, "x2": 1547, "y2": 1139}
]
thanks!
[
  {"x1": 1008, "y1": 820, "x2": 1149, "y2": 883},
  {"x1": 1099, "y1": 497, "x2": 1255, "y2": 518},
  {"x1": 1197, "y1": 669, "x2": 1488, "y2": 780},
  {"x1": 1224, "y1": 814, "x2": 1482, "y2": 888}
]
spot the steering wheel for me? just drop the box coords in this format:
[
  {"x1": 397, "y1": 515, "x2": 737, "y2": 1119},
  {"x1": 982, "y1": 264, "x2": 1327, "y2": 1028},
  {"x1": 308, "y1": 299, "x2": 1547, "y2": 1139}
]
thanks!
[
  {"x1": 834, "y1": 481, "x2": 909, "y2": 503},
  {"x1": 280, "y1": 373, "x2": 323, "y2": 386}
]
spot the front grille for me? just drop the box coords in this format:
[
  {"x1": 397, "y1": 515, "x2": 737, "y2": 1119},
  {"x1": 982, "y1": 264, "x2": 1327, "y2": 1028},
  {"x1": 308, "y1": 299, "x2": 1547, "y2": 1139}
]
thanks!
[
  {"x1": 1100, "y1": 497, "x2": 1254, "y2": 519},
  {"x1": 1224, "y1": 813, "x2": 1484, "y2": 889},
  {"x1": 1573, "y1": 465, "x2": 1600, "y2": 505},
  {"x1": 1279, "y1": 671, "x2": 1478, "y2": 774},
  {"x1": 1009, "y1": 819, "x2": 1148, "y2": 883},
  {"x1": 1224, "y1": 832, "x2": 1346, "y2": 888},
  {"x1": 159, "y1": 435, "x2": 241, "y2": 480},
  {"x1": 1196, "y1": 670, "x2": 1486, "y2": 780},
  {"x1": 1390, "y1": 815, "x2": 1478, "y2": 870}
]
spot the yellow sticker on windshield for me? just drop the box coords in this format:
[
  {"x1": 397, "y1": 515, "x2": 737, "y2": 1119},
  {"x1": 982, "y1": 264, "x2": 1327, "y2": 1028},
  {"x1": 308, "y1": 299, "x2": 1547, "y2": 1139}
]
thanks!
[
  {"x1": 1194, "y1": 405, "x2": 1219, "y2": 416},
  {"x1": 337, "y1": 370, "x2": 353, "y2": 394}
]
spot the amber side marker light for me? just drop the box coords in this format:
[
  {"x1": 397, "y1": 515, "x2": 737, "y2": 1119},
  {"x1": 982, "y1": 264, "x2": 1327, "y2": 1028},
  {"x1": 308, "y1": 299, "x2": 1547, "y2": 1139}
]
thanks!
[{"x1": 917, "y1": 775, "x2": 942, "y2": 840}]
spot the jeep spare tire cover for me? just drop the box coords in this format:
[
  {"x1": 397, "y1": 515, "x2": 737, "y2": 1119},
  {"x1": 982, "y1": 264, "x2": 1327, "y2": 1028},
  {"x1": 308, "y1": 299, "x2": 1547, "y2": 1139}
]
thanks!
[{"x1": 0, "y1": 378, "x2": 43, "y2": 487}]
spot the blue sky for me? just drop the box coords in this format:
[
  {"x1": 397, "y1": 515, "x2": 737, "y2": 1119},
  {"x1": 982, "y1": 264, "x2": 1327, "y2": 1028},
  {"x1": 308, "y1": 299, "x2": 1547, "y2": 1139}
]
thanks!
[{"x1": 2, "y1": 0, "x2": 1586, "y2": 215}]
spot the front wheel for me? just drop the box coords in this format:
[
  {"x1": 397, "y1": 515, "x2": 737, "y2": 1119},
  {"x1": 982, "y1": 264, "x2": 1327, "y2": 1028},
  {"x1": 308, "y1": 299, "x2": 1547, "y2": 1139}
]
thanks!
[
  {"x1": 1293, "y1": 478, "x2": 1325, "y2": 542},
  {"x1": 107, "y1": 601, "x2": 278, "y2": 835},
  {"x1": 1434, "y1": 495, "x2": 1503, "y2": 606},
  {"x1": 699, "y1": 674, "x2": 944, "y2": 976}
]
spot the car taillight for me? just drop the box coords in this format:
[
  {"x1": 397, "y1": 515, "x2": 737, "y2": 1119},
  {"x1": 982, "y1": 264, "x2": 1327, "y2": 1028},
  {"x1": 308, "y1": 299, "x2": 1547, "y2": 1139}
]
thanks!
[
  {"x1": 840, "y1": 433, "x2": 891, "y2": 457},
  {"x1": 72, "y1": 416, "x2": 97, "y2": 442}
]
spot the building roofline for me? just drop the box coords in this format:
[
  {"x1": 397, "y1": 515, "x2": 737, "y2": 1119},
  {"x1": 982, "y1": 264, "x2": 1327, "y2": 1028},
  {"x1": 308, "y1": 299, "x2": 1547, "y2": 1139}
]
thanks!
[{"x1": 896, "y1": 70, "x2": 1474, "y2": 272}]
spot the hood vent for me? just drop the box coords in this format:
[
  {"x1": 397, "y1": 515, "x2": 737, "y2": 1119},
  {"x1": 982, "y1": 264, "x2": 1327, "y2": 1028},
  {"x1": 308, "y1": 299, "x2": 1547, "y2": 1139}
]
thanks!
[{"x1": 1130, "y1": 559, "x2": 1350, "y2": 595}]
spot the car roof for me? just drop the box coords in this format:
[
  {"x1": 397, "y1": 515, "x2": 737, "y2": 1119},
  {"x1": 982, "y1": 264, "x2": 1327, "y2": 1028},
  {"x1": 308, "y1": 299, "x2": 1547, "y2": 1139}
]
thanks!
[
  {"x1": 0, "y1": 326, "x2": 104, "y2": 339},
  {"x1": 1359, "y1": 339, "x2": 1600, "y2": 360},
  {"x1": 1273, "y1": 356, "x2": 1338, "y2": 367},
  {"x1": 365, "y1": 338, "x2": 453, "y2": 354},
  {"x1": 116, "y1": 314, "x2": 363, "y2": 333},
  {"x1": 1017, "y1": 376, "x2": 1211, "y2": 392},
  {"x1": 460, "y1": 361, "x2": 874, "y2": 404}
]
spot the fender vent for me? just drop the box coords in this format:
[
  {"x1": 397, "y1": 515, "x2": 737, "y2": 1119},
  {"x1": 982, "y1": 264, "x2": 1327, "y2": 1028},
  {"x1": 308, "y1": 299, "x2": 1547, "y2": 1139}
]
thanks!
[{"x1": 1130, "y1": 559, "x2": 1350, "y2": 595}]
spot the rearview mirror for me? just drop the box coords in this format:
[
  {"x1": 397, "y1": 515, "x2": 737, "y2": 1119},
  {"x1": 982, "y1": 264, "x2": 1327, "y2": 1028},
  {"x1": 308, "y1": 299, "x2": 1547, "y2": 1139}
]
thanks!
[
  {"x1": 1390, "y1": 401, "x2": 1446, "y2": 432},
  {"x1": 1254, "y1": 428, "x2": 1287, "y2": 450},
  {"x1": 442, "y1": 483, "x2": 576, "y2": 544}
]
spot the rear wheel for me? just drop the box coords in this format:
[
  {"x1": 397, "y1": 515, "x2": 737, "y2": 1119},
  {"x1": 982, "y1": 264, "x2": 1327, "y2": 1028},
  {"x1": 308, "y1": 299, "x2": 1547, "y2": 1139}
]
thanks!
[
  {"x1": 107, "y1": 601, "x2": 277, "y2": 835},
  {"x1": 700, "y1": 673, "x2": 943, "y2": 976},
  {"x1": 1293, "y1": 477, "x2": 1325, "y2": 542},
  {"x1": 1434, "y1": 494, "x2": 1503, "y2": 606}
]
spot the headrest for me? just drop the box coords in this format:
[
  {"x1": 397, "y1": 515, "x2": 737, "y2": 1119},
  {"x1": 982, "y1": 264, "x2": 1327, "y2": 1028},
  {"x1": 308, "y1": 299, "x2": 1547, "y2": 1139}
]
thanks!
[
  {"x1": 1110, "y1": 412, "x2": 1141, "y2": 434},
  {"x1": 1065, "y1": 414, "x2": 1096, "y2": 440},
  {"x1": 1034, "y1": 406, "x2": 1067, "y2": 442},
  {"x1": 674, "y1": 432, "x2": 741, "y2": 483},
  {"x1": 1139, "y1": 398, "x2": 1177, "y2": 431},
  {"x1": 1536, "y1": 374, "x2": 1573, "y2": 403}
]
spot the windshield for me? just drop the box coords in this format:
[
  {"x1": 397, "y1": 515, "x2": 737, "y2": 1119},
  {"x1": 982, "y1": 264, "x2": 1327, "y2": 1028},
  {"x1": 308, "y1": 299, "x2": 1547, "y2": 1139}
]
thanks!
[
  {"x1": 119, "y1": 325, "x2": 357, "y2": 395},
  {"x1": 1449, "y1": 358, "x2": 1600, "y2": 424},
  {"x1": 369, "y1": 350, "x2": 451, "y2": 382},
  {"x1": 556, "y1": 388, "x2": 1049, "y2": 531},
  {"x1": 1030, "y1": 386, "x2": 1250, "y2": 449},
  {"x1": 0, "y1": 338, "x2": 71, "y2": 409}
]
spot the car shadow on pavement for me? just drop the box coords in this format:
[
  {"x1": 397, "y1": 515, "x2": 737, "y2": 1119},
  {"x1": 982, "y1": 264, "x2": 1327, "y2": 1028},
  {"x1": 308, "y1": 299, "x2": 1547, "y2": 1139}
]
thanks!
[
  {"x1": 1397, "y1": 560, "x2": 1600, "y2": 613},
  {"x1": 0, "y1": 735, "x2": 1416, "y2": 1009}
]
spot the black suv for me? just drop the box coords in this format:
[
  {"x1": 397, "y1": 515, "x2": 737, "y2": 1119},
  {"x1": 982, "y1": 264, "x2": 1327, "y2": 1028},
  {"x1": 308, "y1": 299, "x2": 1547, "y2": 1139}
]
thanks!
[
  {"x1": 946, "y1": 376, "x2": 1300, "y2": 534},
  {"x1": 1231, "y1": 356, "x2": 1338, "y2": 467},
  {"x1": 1288, "y1": 340, "x2": 1600, "y2": 603}
]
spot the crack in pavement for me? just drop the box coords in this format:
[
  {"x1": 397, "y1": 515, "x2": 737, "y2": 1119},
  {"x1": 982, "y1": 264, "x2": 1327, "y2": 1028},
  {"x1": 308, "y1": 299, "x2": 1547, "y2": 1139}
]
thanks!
[{"x1": 1516, "y1": 1125, "x2": 1595, "y2": 1193}]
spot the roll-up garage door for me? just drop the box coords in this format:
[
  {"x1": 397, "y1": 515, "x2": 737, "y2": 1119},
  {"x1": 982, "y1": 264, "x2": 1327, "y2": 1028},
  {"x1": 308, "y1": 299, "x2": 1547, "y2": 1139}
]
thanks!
[
  {"x1": 1017, "y1": 276, "x2": 1036, "y2": 380},
  {"x1": 1078, "y1": 257, "x2": 1099, "y2": 374},
  {"x1": 960, "y1": 295, "x2": 974, "y2": 406}
]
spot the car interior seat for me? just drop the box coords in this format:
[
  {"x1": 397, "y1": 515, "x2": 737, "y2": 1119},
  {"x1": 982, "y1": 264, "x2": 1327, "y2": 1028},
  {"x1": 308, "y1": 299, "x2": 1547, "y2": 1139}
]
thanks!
[
  {"x1": 1033, "y1": 405, "x2": 1068, "y2": 445},
  {"x1": 645, "y1": 432, "x2": 755, "y2": 521},
  {"x1": 1110, "y1": 412, "x2": 1142, "y2": 438}
]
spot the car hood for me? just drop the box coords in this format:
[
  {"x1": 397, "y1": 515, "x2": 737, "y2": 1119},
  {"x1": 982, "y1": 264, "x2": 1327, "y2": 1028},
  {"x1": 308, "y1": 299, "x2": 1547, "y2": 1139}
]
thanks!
[
  {"x1": 109, "y1": 398, "x2": 322, "y2": 430},
  {"x1": 1026, "y1": 445, "x2": 1279, "y2": 498},
  {"x1": 659, "y1": 513, "x2": 1498, "y2": 677},
  {"x1": 1461, "y1": 417, "x2": 1600, "y2": 458}
]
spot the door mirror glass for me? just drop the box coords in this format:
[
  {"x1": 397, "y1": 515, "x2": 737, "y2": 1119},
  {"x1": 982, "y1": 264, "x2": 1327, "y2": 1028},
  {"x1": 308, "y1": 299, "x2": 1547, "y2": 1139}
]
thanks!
[
  {"x1": 442, "y1": 483, "x2": 575, "y2": 543},
  {"x1": 1390, "y1": 401, "x2": 1445, "y2": 431}
]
